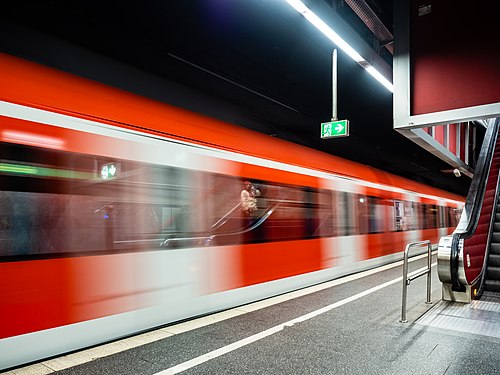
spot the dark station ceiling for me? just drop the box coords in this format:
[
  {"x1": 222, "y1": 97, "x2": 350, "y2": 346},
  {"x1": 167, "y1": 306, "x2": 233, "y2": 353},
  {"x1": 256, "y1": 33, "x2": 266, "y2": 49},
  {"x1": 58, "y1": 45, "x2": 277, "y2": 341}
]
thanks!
[{"x1": 0, "y1": 0, "x2": 472, "y2": 196}]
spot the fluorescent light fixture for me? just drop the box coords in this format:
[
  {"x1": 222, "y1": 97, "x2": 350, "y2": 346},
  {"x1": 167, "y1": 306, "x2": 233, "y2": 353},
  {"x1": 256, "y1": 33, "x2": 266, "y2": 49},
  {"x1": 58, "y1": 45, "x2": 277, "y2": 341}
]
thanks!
[
  {"x1": 286, "y1": 0, "x2": 394, "y2": 92},
  {"x1": 287, "y1": 0, "x2": 308, "y2": 13},
  {"x1": 365, "y1": 66, "x2": 394, "y2": 92}
]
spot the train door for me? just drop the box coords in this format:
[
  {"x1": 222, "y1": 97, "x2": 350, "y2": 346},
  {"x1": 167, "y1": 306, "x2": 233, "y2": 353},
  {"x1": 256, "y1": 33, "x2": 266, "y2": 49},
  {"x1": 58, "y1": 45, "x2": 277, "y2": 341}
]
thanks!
[{"x1": 333, "y1": 179, "x2": 364, "y2": 264}]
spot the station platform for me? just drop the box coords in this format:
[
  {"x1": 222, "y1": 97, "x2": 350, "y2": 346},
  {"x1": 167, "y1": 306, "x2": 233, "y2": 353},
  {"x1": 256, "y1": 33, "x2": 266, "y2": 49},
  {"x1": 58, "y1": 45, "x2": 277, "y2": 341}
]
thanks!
[{"x1": 5, "y1": 253, "x2": 500, "y2": 375}]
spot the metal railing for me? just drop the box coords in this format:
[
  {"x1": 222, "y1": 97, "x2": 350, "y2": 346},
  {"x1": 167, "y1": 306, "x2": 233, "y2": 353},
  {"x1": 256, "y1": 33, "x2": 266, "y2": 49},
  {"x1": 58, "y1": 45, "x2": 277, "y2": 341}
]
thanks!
[{"x1": 400, "y1": 240, "x2": 432, "y2": 323}]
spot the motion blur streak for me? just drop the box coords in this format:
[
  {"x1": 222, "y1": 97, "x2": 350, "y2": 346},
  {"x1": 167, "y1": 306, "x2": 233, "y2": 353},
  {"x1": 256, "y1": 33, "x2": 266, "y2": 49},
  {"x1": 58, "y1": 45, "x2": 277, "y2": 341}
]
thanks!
[{"x1": 2, "y1": 130, "x2": 65, "y2": 149}]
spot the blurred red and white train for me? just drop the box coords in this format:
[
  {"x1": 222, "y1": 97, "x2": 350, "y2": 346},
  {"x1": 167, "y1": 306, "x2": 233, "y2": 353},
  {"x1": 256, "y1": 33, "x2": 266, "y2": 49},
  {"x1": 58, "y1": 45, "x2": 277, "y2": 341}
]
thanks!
[{"x1": 0, "y1": 53, "x2": 463, "y2": 370}]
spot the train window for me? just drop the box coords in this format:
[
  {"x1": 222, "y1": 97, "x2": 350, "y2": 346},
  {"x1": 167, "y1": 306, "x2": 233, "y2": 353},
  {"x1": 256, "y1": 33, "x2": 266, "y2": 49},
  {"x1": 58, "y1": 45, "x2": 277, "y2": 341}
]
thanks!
[
  {"x1": 203, "y1": 173, "x2": 245, "y2": 233},
  {"x1": 349, "y1": 194, "x2": 362, "y2": 236},
  {"x1": 367, "y1": 196, "x2": 385, "y2": 234},
  {"x1": 348, "y1": 192, "x2": 356, "y2": 235},
  {"x1": 331, "y1": 191, "x2": 339, "y2": 237},
  {"x1": 438, "y1": 206, "x2": 447, "y2": 228},
  {"x1": 336, "y1": 192, "x2": 346, "y2": 236},
  {"x1": 161, "y1": 207, "x2": 183, "y2": 233},
  {"x1": 394, "y1": 201, "x2": 404, "y2": 231},
  {"x1": 304, "y1": 188, "x2": 315, "y2": 237},
  {"x1": 357, "y1": 195, "x2": 368, "y2": 235},
  {"x1": 312, "y1": 189, "x2": 335, "y2": 238},
  {"x1": 189, "y1": 174, "x2": 253, "y2": 246},
  {"x1": 448, "y1": 207, "x2": 455, "y2": 227},
  {"x1": 411, "y1": 202, "x2": 418, "y2": 230},
  {"x1": 447, "y1": 206, "x2": 461, "y2": 228},
  {"x1": 413, "y1": 203, "x2": 419, "y2": 230},
  {"x1": 261, "y1": 183, "x2": 307, "y2": 241},
  {"x1": 0, "y1": 142, "x2": 213, "y2": 257},
  {"x1": 0, "y1": 143, "x2": 107, "y2": 257},
  {"x1": 336, "y1": 192, "x2": 345, "y2": 236},
  {"x1": 431, "y1": 205, "x2": 439, "y2": 229},
  {"x1": 394, "y1": 200, "x2": 415, "y2": 231},
  {"x1": 418, "y1": 203, "x2": 427, "y2": 229},
  {"x1": 422, "y1": 204, "x2": 429, "y2": 229},
  {"x1": 422, "y1": 204, "x2": 438, "y2": 229},
  {"x1": 404, "y1": 202, "x2": 417, "y2": 231},
  {"x1": 337, "y1": 191, "x2": 357, "y2": 236},
  {"x1": 417, "y1": 203, "x2": 424, "y2": 229},
  {"x1": 0, "y1": 191, "x2": 107, "y2": 257},
  {"x1": 106, "y1": 163, "x2": 199, "y2": 251}
]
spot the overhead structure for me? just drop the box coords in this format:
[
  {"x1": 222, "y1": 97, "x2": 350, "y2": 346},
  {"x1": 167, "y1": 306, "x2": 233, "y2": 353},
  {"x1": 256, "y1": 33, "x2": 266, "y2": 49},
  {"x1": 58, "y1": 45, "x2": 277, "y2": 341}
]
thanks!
[{"x1": 394, "y1": 0, "x2": 500, "y2": 178}]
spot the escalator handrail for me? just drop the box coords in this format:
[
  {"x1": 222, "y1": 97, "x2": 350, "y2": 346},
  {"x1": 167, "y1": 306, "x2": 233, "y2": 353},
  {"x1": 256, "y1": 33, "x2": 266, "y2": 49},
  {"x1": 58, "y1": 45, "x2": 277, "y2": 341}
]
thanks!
[
  {"x1": 450, "y1": 118, "x2": 500, "y2": 290},
  {"x1": 477, "y1": 169, "x2": 500, "y2": 297},
  {"x1": 214, "y1": 202, "x2": 279, "y2": 236},
  {"x1": 207, "y1": 193, "x2": 292, "y2": 236},
  {"x1": 160, "y1": 201, "x2": 281, "y2": 247},
  {"x1": 209, "y1": 202, "x2": 242, "y2": 231},
  {"x1": 455, "y1": 119, "x2": 499, "y2": 235}
]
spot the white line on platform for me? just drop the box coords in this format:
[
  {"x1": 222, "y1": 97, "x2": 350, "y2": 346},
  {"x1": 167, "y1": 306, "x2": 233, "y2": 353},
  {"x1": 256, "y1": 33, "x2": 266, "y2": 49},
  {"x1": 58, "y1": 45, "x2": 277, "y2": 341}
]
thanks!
[{"x1": 156, "y1": 261, "x2": 437, "y2": 375}]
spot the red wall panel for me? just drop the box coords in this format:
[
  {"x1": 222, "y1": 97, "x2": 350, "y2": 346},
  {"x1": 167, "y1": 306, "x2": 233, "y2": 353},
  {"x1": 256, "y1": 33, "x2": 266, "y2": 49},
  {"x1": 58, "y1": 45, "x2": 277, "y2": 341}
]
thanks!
[
  {"x1": 411, "y1": 0, "x2": 500, "y2": 115},
  {"x1": 448, "y1": 124, "x2": 457, "y2": 155}
]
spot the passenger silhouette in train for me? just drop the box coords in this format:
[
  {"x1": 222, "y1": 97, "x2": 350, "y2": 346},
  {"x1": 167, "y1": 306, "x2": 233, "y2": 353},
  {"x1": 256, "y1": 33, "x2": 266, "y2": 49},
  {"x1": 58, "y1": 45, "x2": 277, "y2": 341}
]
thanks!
[{"x1": 240, "y1": 181, "x2": 260, "y2": 219}]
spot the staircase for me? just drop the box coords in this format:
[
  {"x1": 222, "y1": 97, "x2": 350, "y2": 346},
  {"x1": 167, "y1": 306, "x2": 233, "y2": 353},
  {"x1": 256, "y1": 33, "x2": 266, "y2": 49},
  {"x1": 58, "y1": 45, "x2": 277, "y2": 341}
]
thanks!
[{"x1": 485, "y1": 199, "x2": 500, "y2": 293}]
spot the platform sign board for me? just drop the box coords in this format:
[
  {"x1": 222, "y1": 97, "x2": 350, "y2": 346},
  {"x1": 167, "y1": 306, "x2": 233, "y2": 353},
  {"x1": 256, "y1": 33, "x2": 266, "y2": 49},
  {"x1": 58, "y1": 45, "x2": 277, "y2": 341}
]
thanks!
[{"x1": 321, "y1": 119, "x2": 349, "y2": 139}]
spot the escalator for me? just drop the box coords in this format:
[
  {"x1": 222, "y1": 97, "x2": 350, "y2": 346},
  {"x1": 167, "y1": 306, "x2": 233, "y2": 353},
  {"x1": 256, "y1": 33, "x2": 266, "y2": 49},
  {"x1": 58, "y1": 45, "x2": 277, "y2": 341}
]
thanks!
[
  {"x1": 482, "y1": 192, "x2": 500, "y2": 294},
  {"x1": 160, "y1": 200, "x2": 281, "y2": 248},
  {"x1": 438, "y1": 118, "x2": 500, "y2": 301}
]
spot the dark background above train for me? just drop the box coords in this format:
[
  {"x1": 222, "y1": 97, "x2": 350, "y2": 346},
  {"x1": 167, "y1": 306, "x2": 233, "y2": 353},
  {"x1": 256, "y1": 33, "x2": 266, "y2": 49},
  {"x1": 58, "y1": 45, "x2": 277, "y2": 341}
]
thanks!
[{"x1": 0, "y1": 0, "x2": 475, "y2": 196}]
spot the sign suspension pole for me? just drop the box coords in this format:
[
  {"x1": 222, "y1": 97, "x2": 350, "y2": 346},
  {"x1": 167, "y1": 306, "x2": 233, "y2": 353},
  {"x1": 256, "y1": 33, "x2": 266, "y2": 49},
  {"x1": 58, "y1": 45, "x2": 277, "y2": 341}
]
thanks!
[
  {"x1": 332, "y1": 48, "x2": 337, "y2": 122},
  {"x1": 321, "y1": 48, "x2": 349, "y2": 139}
]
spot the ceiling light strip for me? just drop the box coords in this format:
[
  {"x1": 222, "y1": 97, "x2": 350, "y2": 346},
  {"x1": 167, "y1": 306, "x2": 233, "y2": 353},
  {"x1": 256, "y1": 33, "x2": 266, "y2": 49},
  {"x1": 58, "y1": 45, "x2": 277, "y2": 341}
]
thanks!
[{"x1": 286, "y1": 0, "x2": 394, "y2": 92}]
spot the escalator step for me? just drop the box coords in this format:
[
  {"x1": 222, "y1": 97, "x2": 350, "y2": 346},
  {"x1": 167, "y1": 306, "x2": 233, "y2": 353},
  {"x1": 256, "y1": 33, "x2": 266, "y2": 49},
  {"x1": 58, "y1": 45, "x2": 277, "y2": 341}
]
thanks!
[
  {"x1": 484, "y1": 279, "x2": 500, "y2": 293},
  {"x1": 489, "y1": 254, "x2": 500, "y2": 267},
  {"x1": 486, "y1": 266, "x2": 500, "y2": 280},
  {"x1": 491, "y1": 243, "x2": 500, "y2": 254},
  {"x1": 491, "y1": 233, "x2": 500, "y2": 243},
  {"x1": 495, "y1": 223, "x2": 500, "y2": 232}
]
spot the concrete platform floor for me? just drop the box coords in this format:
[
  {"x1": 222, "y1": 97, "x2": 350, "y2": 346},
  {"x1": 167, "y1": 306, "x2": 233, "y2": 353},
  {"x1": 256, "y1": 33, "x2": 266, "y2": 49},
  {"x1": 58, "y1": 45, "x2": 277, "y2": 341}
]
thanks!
[{"x1": 5, "y1": 253, "x2": 500, "y2": 375}]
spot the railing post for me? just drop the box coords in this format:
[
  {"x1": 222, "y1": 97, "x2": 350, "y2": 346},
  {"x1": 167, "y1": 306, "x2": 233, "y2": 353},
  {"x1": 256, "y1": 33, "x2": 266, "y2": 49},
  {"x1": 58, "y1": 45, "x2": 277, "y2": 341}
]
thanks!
[
  {"x1": 400, "y1": 240, "x2": 432, "y2": 323},
  {"x1": 400, "y1": 244, "x2": 412, "y2": 323},
  {"x1": 426, "y1": 241, "x2": 432, "y2": 304},
  {"x1": 400, "y1": 243, "x2": 411, "y2": 323}
]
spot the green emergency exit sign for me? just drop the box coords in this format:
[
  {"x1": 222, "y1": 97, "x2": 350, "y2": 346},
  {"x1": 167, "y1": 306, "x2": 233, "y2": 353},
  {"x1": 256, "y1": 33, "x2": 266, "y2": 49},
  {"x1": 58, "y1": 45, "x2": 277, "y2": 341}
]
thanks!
[
  {"x1": 100, "y1": 162, "x2": 119, "y2": 180},
  {"x1": 321, "y1": 119, "x2": 349, "y2": 139}
]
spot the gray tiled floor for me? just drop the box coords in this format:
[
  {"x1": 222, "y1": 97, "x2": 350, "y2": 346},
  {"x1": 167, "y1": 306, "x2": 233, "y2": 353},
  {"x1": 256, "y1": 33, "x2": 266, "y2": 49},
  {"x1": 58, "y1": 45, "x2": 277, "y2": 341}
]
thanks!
[{"x1": 417, "y1": 293, "x2": 500, "y2": 339}]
